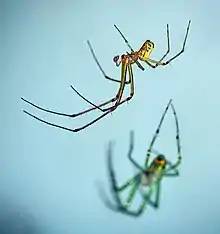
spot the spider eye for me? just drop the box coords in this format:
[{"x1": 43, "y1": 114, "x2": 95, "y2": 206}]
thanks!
[{"x1": 157, "y1": 155, "x2": 165, "y2": 161}]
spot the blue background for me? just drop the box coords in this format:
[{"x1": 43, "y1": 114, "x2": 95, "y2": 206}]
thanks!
[{"x1": 2, "y1": 0, "x2": 220, "y2": 233}]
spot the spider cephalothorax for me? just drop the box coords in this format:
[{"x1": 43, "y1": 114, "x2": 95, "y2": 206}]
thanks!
[{"x1": 152, "y1": 154, "x2": 167, "y2": 169}]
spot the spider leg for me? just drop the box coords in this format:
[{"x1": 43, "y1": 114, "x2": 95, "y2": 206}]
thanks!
[
  {"x1": 21, "y1": 86, "x2": 117, "y2": 119},
  {"x1": 165, "y1": 102, "x2": 182, "y2": 172},
  {"x1": 22, "y1": 88, "x2": 128, "y2": 133},
  {"x1": 116, "y1": 174, "x2": 139, "y2": 192},
  {"x1": 71, "y1": 70, "x2": 129, "y2": 114},
  {"x1": 109, "y1": 135, "x2": 140, "y2": 193},
  {"x1": 163, "y1": 20, "x2": 191, "y2": 65},
  {"x1": 116, "y1": 131, "x2": 142, "y2": 208},
  {"x1": 124, "y1": 186, "x2": 153, "y2": 217},
  {"x1": 111, "y1": 59, "x2": 127, "y2": 108},
  {"x1": 21, "y1": 83, "x2": 109, "y2": 117},
  {"x1": 145, "y1": 99, "x2": 172, "y2": 166},
  {"x1": 145, "y1": 21, "x2": 191, "y2": 67},
  {"x1": 101, "y1": 60, "x2": 135, "y2": 112},
  {"x1": 22, "y1": 74, "x2": 131, "y2": 133},
  {"x1": 113, "y1": 25, "x2": 145, "y2": 71},
  {"x1": 127, "y1": 131, "x2": 145, "y2": 173},
  {"x1": 67, "y1": 61, "x2": 132, "y2": 132},
  {"x1": 71, "y1": 56, "x2": 134, "y2": 113},
  {"x1": 69, "y1": 85, "x2": 106, "y2": 111},
  {"x1": 139, "y1": 181, "x2": 161, "y2": 209},
  {"x1": 21, "y1": 97, "x2": 83, "y2": 118},
  {"x1": 106, "y1": 141, "x2": 129, "y2": 210},
  {"x1": 144, "y1": 24, "x2": 170, "y2": 68},
  {"x1": 95, "y1": 178, "x2": 125, "y2": 214},
  {"x1": 113, "y1": 24, "x2": 135, "y2": 53},
  {"x1": 21, "y1": 60, "x2": 133, "y2": 132},
  {"x1": 163, "y1": 168, "x2": 179, "y2": 177},
  {"x1": 105, "y1": 141, "x2": 152, "y2": 217},
  {"x1": 124, "y1": 183, "x2": 139, "y2": 208},
  {"x1": 150, "y1": 181, "x2": 161, "y2": 208},
  {"x1": 85, "y1": 59, "x2": 134, "y2": 113},
  {"x1": 109, "y1": 62, "x2": 134, "y2": 110},
  {"x1": 70, "y1": 85, "x2": 121, "y2": 113},
  {"x1": 22, "y1": 105, "x2": 114, "y2": 132},
  {"x1": 87, "y1": 40, "x2": 131, "y2": 84}
]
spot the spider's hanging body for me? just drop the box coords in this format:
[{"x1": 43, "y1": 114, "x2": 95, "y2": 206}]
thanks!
[
  {"x1": 100, "y1": 99, "x2": 181, "y2": 217},
  {"x1": 21, "y1": 21, "x2": 191, "y2": 132}
]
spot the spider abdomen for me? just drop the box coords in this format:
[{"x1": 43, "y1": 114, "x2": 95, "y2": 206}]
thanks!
[{"x1": 141, "y1": 171, "x2": 161, "y2": 187}]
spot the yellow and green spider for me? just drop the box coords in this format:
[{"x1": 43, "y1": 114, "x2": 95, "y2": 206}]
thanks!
[
  {"x1": 100, "y1": 99, "x2": 181, "y2": 217},
  {"x1": 21, "y1": 21, "x2": 190, "y2": 132}
]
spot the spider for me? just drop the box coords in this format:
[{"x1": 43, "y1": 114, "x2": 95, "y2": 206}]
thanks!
[
  {"x1": 99, "y1": 99, "x2": 181, "y2": 217},
  {"x1": 21, "y1": 21, "x2": 191, "y2": 132}
]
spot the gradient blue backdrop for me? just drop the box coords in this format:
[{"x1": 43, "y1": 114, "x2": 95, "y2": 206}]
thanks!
[{"x1": 2, "y1": 0, "x2": 220, "y2": 233}]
